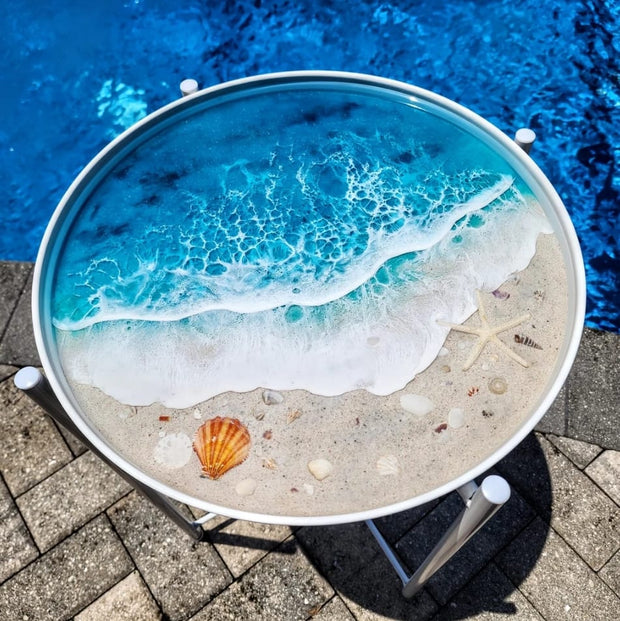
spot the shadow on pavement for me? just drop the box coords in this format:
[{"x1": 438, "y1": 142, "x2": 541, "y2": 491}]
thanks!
[{"x1": 293, "y1": 433, "x2": 552, "y2": 619}]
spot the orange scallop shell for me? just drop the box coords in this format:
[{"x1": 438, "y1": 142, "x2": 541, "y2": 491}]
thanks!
[{"x1": 193, "y1": 417, "x2": 251, "y2": 480}]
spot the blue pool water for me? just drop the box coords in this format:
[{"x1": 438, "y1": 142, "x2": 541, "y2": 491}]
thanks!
[{"x1": 1, "y1": 0, "x2": 618, "y2": 331}]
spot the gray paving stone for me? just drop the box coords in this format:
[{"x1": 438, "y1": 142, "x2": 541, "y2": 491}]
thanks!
[
  {"x1": 433, "y1": 562, "x2": 543, "y2": 620},
  {"x1": 74, "y1": 570, "x2": 162, "y2": 621},
  {"x1": 534, "y1": 435, "x2": 619, "y2": 570},
  {"x1": 373, "y1": 498, "x2": 441, "y2": 544},
  {"x1": 0, "y1": 268, "x2": 40, "y2": 366},
  {"x1": 0, "y1": 514, "x2": 133, "y2": 621},
  {"x1": 190, "y1": 535, "x2": 334, "y2": 621},
  {"x1": 497, "y1": 518, "x2": 620, "y2": 621},
  {"x1": 17, "y1": 450, "x2": 132, "y2": 552},
  {"x1": 494, "y1": 433, "x2": 554, "y2": 522},
  {"x1": 310, "y1": 596, "x2": 356, "y2": 620},
  {"x1": 546, "y1": 433, "x2": 602, "y2": 469},
  {"x1": 296, "y1": 520, "x2": 383, "y2": 582},
  {"x1": 395, "y1": 482, "x2": 534, "y2": 606},
  {"x1": 336, "y1": 551, "x2": 438, "y2": 621},
  {"x1": 496, "y1": 430, "x2": 620, "y2": 570},
  {"x1": 206, "y1": 515, "x2": 295, "y2": 577},
  {"x1": 599, "y1": 549, "x2": 620, "y2": 597},
  {"x1": 0, "y1": 376, "x2": 72, "y2": 495},
  {"x1": 56, "y1": 421, "x2": 89, "y2": 457},
  {"x1": 566, "y1": 328, "x2": 620, "y2": 450},
  {"x1": 0, "y1": 476, "x2": 38, "y2": 583},
  {"x1": 0, "y1": 261, "x2": 31, "y2": 343},
  {"x1": 0, "y1": 364, "x2": 17, "y2": 383},
  {"x1": 108, "y1": 491, "x2": 232, "y2": 620},
  {"x1": 535, "y1": 383, "x2": 567, "y2": 435},
  {"x1": 585, "y1": 449, "x2": 620, "y2": 505}
]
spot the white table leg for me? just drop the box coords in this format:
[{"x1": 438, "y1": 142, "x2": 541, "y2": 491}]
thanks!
[
  {"x1": 14, "y1": 367, "x2": 210, "y2": 541},
  {"x1": 366, "y1": 475, "x2": 510, "y2": 598}
]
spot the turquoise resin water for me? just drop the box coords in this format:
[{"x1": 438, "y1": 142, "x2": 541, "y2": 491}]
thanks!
[{"x1": 52, "y1": 82, "x2": 551, "y2": 407}]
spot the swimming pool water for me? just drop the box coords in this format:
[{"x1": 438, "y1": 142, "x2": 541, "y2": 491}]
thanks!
[{"x1": 1, "y1": 0, "x2": 618, "y2": 331}]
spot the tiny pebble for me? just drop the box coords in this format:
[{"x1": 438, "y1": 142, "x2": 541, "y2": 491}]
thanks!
[
  {"x1": 235, "y1": 478, "x2": 257, "y2": 496},
  {"x1": 262, "y1": 389, "x2": 284, "y2": 405},
  {"x1": 448, "y1": 407, "x2": 465, "y2": 428},
  {"x1": 308, "y1": 459, "x2": 333, "y2": 481},
  {"x1": 400, "y1": 394, "x2": 434, "y2": 416}
]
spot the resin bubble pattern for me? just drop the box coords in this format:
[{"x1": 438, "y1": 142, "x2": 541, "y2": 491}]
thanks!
[{"x1": 53, "y1": 88, "x2": 516, "y2": 330}]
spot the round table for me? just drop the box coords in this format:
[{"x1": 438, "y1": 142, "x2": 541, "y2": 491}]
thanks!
[{"x1": 26, "y1": 72, "x2": 584, "y2": 532}]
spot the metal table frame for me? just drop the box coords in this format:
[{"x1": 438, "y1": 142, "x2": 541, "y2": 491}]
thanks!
[{"x1": 16, "y1": 114, "x2": 539, "y2": 597}]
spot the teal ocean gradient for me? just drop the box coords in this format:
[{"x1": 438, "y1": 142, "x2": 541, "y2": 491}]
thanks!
[{"x1": 52, "y1": 84, "x2": 551, "y2": 406}]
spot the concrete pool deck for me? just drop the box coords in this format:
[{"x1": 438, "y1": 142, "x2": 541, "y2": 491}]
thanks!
[{"x1": 0, "y1": 259, "x2": 618, "y2": 620}]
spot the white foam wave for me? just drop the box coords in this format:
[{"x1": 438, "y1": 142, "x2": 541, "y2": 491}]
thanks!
[
  {"x1": 53, "y1": 174, "x2": 515, "y2": 331},
  {"x1": 56, "y1": 195, "x2": 551, "y2": 408}
]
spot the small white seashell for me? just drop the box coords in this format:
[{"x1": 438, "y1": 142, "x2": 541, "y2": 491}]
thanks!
[
  {"x1": 307, "y1": 458, "x2": 333, "y2": 481},
  {"x1": 303, "y1": 483, "x2": 314, "y2": 495},
  {"x1": 488, "y1": 377, "x2": 508, "y2": 395},
  {"x1": 235, "y1": 478, "x2": 257, "y2": 496},
  {"x1": 262, "y1": 457, "x2": 277, "y2": 470},
  {"x1": 438, "y1": 347, "x2": 449, "y2": 357},
  {"x1": 154, "y1": 433, "x2": 192, "y2": 468},
  {"x1": 376, "y1": 454, "x2": 400, "y2": 476},
  {"x1": 400, "y1": 394, "x2": 434, "y2": 416},
  {"x1": 262, "y1": 389, "x2": 284, "y2": 405},
  {"x1": 193, "y1": 408, "x2": 202, "y2": 420},
  {"x1": 286, "y1": 409, "x2": 301, "y2": 424},
  {"x1": 448, "y1": 408, "x2": 465, "y2": 428}
]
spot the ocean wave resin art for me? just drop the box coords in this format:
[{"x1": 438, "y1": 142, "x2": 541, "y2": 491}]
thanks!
[
  {"x1": 36, "y1": 73, "x2": 581, "y2": 519},
  {"x1": 50, "y1": 79, "x2": 552, "y2": 409}
]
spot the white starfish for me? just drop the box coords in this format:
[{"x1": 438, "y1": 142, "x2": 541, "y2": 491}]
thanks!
[{"x1": 438, "y1": 290, "x2": 531, "y2": 371}]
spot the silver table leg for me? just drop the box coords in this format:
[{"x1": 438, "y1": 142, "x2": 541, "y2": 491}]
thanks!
[
  {"x1": 366, "y1": 475, "x2": 510, "y2": 598},
  {"x1": 14, "y1": 367, "x2": 213, "y2": 541}
]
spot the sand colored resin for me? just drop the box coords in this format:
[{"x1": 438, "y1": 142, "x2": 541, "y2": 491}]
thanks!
[{"x1": 65, "y1": 233, "x2": 568, "y2": 519}]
